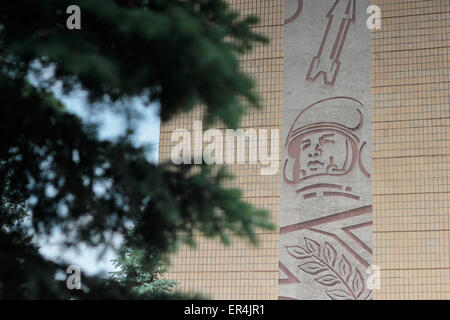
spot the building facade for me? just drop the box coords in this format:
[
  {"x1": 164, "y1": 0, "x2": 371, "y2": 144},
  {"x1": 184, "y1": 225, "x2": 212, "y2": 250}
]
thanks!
[{"x1": 159, "y1": 0, "x2": 450, "y2": 299}]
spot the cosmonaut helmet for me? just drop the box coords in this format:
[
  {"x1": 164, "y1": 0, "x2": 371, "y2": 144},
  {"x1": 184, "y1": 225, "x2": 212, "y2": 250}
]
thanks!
[{"x1": 283, "y1": 97, "x2": 369, "y2": 185}]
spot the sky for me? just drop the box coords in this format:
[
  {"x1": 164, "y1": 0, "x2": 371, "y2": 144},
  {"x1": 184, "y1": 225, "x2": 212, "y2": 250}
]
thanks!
[{"x1": 37, "y1": 83, "x2": 161, "y2": 276}]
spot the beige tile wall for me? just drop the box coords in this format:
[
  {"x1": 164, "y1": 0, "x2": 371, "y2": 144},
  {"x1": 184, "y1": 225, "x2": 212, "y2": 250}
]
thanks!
[
  {"x1": 159, "y1": 0, "x2": 284, "y2": 300},
  {"x1": 372, "y1": 0, "x2": 450, "y2": 299}
]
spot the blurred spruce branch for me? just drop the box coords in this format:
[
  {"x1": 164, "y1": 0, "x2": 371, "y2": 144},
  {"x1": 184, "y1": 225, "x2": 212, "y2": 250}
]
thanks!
[{"x1": 0, "y1": 0, "x2": 273, "y2": 299}]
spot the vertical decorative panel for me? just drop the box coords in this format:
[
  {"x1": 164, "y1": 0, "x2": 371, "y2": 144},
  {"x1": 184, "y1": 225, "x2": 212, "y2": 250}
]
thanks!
[{"x1": 279, "y1": 0, "x2": 373, "y2": 300}]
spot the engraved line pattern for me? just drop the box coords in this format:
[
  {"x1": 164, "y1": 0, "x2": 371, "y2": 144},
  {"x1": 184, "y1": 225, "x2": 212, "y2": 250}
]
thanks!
[{"x1": 285, "y1": 0, "x2": 303, "y2": 25}]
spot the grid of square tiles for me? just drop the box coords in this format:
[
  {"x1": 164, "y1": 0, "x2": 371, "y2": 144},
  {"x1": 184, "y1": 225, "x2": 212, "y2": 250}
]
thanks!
[
  {"x1": 159, "y1": 0, "x2": 284, "y2": 299},
  {"x1": 372, "y1": 0, "x2": 450, "y2": 299}
]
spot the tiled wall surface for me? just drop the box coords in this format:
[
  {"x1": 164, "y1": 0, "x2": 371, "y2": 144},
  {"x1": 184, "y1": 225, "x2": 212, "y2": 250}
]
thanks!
[
  {"x1": 160, "y1": 0, "x2": 284, "y2": 299},
  {"x1": 160, "y1": 0, "x2": 450, "y2": 300},
  {"x1": 371, "y1": 0, "x2": 450, "y2": 299}
]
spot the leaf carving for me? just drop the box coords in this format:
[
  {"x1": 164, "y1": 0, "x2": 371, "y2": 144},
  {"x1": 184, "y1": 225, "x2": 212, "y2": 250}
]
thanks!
[
  {"x1": 338, "y1": 255, "x2": 352, "y2": 282},
  {"x1": 315, "y1": 274, "x2": 340, "y2": 286},
  {"x1": 285, "y1": 246, "x2": 311, "y2": 260},
  {"x1": 323, "y1": 242, "x2": 337, "y2": 267},
  {"x1": 352, "y1": 269, "x2": 365, "y2": 298},
  {"x1": 304, "y1": 237, "x2": 321, "y2": 256},
  {"x1": 363, "y1": 291, "x2": 373, "y2": 300},
  {"x1": 288, "y1": 238, "x2": 368, "y2": 300},
  {"x1": 325, "y1": 289, "x2": 353, "y2": 300},
  {"x1": 298, "y1": 261, "x2": 327, "y2": 275}
]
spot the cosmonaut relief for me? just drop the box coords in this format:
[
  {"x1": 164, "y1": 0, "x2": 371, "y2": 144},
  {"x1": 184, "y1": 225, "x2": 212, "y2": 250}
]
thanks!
[{"x1": 280, "y1": 0, "x2": 373, "y2": 300}]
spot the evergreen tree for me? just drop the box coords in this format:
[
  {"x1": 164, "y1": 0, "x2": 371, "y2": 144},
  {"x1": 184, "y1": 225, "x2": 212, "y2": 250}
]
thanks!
[
  {"x1": 110, "y1": 246, "x2": 177, "y2": 296},
  {"x1": 0, "y1": 0, "x2": 273, "y2": 299}
]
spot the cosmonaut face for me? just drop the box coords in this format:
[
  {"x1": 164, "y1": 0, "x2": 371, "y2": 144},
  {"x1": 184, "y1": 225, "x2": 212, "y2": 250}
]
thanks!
[
  {"x1": 298, "y1": 131, "x2": 349, "y2": 177},
  {"x1": 283, "y1": 97, "x2": 365, "y2": 185}
]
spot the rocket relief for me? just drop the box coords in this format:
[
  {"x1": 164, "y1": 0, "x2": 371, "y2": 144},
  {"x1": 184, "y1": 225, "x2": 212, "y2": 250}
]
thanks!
[{"x1": 306, "y1": 0, "x2": 356, "y2": 86}]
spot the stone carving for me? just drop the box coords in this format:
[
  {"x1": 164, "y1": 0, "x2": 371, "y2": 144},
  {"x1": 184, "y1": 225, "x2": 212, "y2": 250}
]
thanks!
[
  {"x1": 283, "y1": 97, "x2": 369, "y2": 201},
  {"x1": 279, "y1": 262, "x2": 301, "y2": 285},
  {"x1": 306, "y1": 0, "x2": 356, "y2": 86},
  {"x1": 285, "y1": 0, "x2": 303, "y2": 25},
  {"x1": 280, "y1": 0, "x2": 372, "y2": 300},
  {"x1": 279, "y1": 205, "x2": 373, "y2": 300}
]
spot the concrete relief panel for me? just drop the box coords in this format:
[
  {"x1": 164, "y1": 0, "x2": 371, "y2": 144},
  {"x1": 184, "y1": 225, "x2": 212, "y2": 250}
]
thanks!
[{"x1": 279, "y1": 0, "x2": 372, "y2": 300}]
